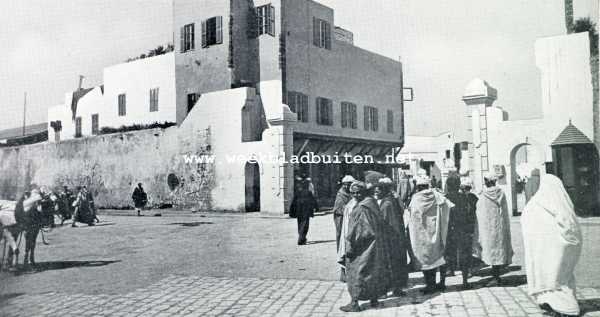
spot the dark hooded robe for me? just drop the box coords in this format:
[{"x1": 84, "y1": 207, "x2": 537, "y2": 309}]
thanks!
[
  {"x1": 345, "y1": 196, "x2": 387, "y2": 300},
  {"x1": 333, "y1": 187, "x2": 352, "y2": 250},
  {"x1": 475, "y1": 186, "x2": 513, "y2": 266},
  {"x1": 444, "y1": 175, "x2": 477, "y2": 271},
  {"x1": 379, "y1": 193, "x2": 409, "y2": 290}
]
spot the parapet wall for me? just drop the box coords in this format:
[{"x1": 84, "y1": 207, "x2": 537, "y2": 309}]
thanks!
[{"x1": 0, "y1": 127, "x2": 213, "y2": 210}]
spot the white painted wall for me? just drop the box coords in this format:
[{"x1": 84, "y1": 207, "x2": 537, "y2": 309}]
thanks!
[
  {"x1": 103, "y1": 53, "x2": 176, "y2": 128},
  {"x1": 178, "y1": 80, "x2": 296, "y2": 214},
  {"x1": 535, "y1": 32, "x2": 594, "y2": 159}
]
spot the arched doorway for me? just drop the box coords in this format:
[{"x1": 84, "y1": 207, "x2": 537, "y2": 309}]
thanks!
[
  {"x1": 509, "y1": 142, "x2": 543, "y2": 215},
  {"x1": 245, "y1": 162, "x2": 260, "y2": 212}
]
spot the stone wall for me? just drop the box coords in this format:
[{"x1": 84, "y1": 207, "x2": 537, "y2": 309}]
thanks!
[{"x1": 0, "y1": 127, "x2": 213, "y2": 210}]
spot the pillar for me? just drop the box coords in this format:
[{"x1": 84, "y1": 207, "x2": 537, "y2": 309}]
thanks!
[{"x1": 462, "y1": 79, "x2": 497, "y2": 193}]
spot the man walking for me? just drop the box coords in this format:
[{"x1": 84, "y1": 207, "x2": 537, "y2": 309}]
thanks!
[
  {"x1": 289, "y1": 177, "x2": 319, "y2": 245},
  {"x1": 408, "y1": 175, "x2": 454, "y2": 294},
  {"x1": 340, "y1": 181, "x2": 387, "y2": 312},
  {"x1": 476, "y1": 172, "x2": 513, "y2": 286},
  {"x1": 132, "y1": 183, "x2": 148, "y2": 216},
  {"x1": 333, "y1": 175, "x2": 355, "y2": 249}
]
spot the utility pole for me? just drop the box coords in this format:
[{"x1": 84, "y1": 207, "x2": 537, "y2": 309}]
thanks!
[{"x1": 22, "y1": 92, "x2": 27, "y2": 136}]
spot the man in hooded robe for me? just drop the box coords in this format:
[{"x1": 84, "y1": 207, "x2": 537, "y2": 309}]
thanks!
[
  {"x1": 476, "y1": 172, "x2": 513, "y2": 286},
  {"x1": 374, "y1": 177, "x2": 409, "y2": 297},
  {"x1": 396, "y1": 171, "x2": 412, "y2": 210},
  {"x1": 408, "y1": 174, "x2": 454, "y2": 294},
  {"x1": 340, "y1": 181, "x2": 387, "y2": 312},
  {"x1": 522, "y1": 174, "x2": 582, "y2": 317},
  {"x1": 444, "y1": 173, "x2": 478, "y2": 288},
  {"x1": 289, "y1": 178, "x2": 319, "y2": 245},
  {"x1": 333, "y1": 175, "x2": 356, "y2": 251}
]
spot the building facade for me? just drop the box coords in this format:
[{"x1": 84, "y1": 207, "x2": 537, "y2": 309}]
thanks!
[{"x1": 46, "y1": 0, "x2": 405, "y2": 211}]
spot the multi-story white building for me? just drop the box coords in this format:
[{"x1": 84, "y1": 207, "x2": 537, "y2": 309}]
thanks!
[{"x1": 47, "y1": 0, "x2": 406, "y2": 209}]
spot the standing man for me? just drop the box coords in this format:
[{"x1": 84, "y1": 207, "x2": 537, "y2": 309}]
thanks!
[
  {"x1": 476, "y1": 172, "x2": 513, "y2": 286},
  {"x1": 375, "y1": 177, "x2": 409, "y2": 297},
  {"x1": 333, "y1": 176, "x2": 355, "y2": 253},
  {"x1": 72, "y1": 186, "x2": 95, "y2": 227},
  {"x1": 289, "y1": 177, "x2": 318, "y2": 245},
  {"x1": 132, "y1": 183, "x2": 148, "y2": 217},
  {"x1": 444, "y1": 173, "x2": 478, "y2": 289},
  {"x1": 340, "y1": 181, "x2": 387, "y2": 312},
  {"x1": 408, "y1": 175, "x2": 454, "y2": 294},
  {"x1": 396, "y1": 171, "x2": 412, "y2": 210}
]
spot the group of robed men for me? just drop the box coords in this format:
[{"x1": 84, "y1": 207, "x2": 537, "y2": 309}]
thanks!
[{"x1": 331, "y1": 170, "x2": 514, "y2": 312}]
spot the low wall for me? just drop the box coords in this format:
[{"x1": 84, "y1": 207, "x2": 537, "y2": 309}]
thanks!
[{"x1": 0, "y1": 127, "x2": 214, "y2": 210}]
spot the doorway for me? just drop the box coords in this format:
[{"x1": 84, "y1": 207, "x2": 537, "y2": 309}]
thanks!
[{"x1": 244, "y1": 162, "x2": 260, "y2": 212}]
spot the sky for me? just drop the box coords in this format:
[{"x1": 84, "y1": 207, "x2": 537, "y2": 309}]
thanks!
[{"x1": 1, "y1": 0, "x2": 598, "y2": 136}]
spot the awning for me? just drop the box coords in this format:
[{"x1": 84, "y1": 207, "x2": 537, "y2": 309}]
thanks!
[{"x1": 293, "y1": 132, "x2": 402, "y2": 162}]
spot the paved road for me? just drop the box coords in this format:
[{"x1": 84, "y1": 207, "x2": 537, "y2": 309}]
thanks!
[{"x1": 1, "y1": 211, "x2": 600, "y2": 316}]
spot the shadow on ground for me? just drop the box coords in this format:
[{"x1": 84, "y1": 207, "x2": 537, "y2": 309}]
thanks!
[
  {"x1": 581, "y1": 298, "x2": 600, "y2": 314},
  {"x1": 305, "y1": 240, "x2": 335, "y2": 245},
  {"x1": 168, "y1": 222, "x2": 214, "y2": 227},
  {"x1": 0, "y1": 293, "x2": 25, "y2": 306},
  {"x1": 11, "y1": 260, "x2": 121, "y2": 275}
]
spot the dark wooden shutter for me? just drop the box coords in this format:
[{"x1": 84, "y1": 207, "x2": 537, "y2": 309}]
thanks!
[
  {"x1": 315, "y1": 97, "x2": 321, "y2": 124},
  {"x1": 313, "y1": 17, "x2": 320, "y2": 47},
  {"x1": 373, "y1": 108, "x2": 379, "y2": 131},
  {"x1": 327, "y1": 99, "x2": 333, "y2": 125},
  {"x1": 387, "y1": 110, "x2": 394, "y2": 133},
  {"x1": 180, "y1": 27, "x2": 184, "y2": 52},
  {"x1": 352, "y1": 104, "x2": 357, "y2": 128},
  {"x1": 269, "y1": 5, "x2": 275, "y2": 35},
  {"x1": 191, "y1": 24, "x2": 195, "y2": 49},
  {"x1": 301, "y1": 94, "x2": 308, "y2": 122},
  {"x1": 201, "y1": 21, "x2": 208, "y2": 47},
  {"x1": 341, "y1": 103, "x2": 347, "y2": 128},
  {"x1": 324, "y1": 22, "x2": 331, "y2": 50},
  {"x1": 216, "y1": 16, "x2": 223, "y2": 44},
  {"x1": 364, "y1": 107, "x2": 369, "y2": 130}
]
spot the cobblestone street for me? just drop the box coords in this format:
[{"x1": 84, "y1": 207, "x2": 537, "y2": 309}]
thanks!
[
  {"x1": 3, "y1": 273, "x2": 600, "y2": 316},
  {"x1": 1, "y1": 212, "x2": 600, "y2": 316}
]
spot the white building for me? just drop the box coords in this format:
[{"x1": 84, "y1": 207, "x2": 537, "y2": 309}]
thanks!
[{"x1": 48, "y1": 53, "x2": 176, "y2": 142}]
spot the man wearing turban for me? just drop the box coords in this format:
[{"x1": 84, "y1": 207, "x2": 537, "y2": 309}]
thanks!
[
  {"x1": 340, "y1": 181, "x2": 387, "y2": 312},
  {"x1": 475, "y1": 172, "x2": 513, "y2": 286},
  {"x1": 408, "y1": 174, "x2": 454, "y2": 294}
]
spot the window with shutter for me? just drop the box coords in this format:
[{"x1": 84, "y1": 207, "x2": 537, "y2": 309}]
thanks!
[
  {"x1": 182, "y1": 24, "x2": 195, "y2": 52},
  {"x1": 202, "y1": 17, "x2": 223, "y2": 47},
  {"x1": 387, "y1": 110, "x2": 394, "y2": 133},
  {"x1": 341, "y1": 102, "x2": 357, "y2": 129},
  {"x1": 149, "y1": 88, "x2": 159, "y2": 112},
  {"x1": 316, "y1": 97, "x2": 333, "y2": 126},
  {"x1": 364, "y1": 107, "x2": 370, "y2": 131},
  {"x1": 118, "y1": 94, "x2": 126, "y2": 116},
  {"x1": 313, "y1": 17, "x2": 320, "y2": 46},
  {"x1": 75, "y1": 117, "x2": 82, "y2": 138}
]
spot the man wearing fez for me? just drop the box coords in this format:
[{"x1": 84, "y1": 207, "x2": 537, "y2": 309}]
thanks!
[
  {"x1": 408, "y1": 174, "x2": 454, "y2": 294},
  {"x1": 340, "y1": 181, "x2": 387, "y2": 312},
  {"x1": 476, "y1": 172, "x2": 513, "y2": 286},
  {"x1": 375, "y1": 177, "x2": 409, "y2": 297}
]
